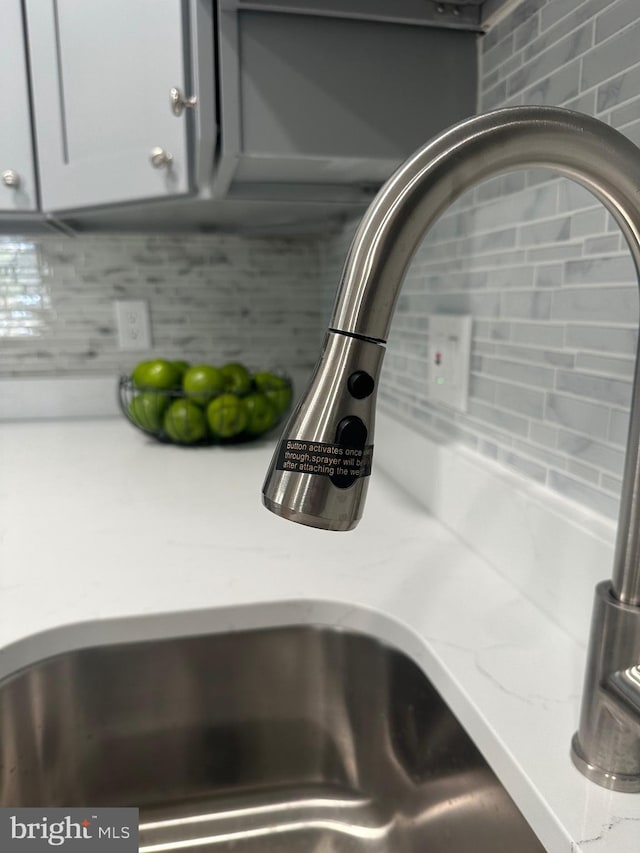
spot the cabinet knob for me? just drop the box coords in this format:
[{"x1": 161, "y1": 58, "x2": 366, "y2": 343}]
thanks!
[
  {"x1": 149, "y1": 147, "x2": 173, "y2": 169},
  {"x1": 170, "y1": 87, "x2": 197, "y2": 117},
  {"x1": 2, "y1": 170, "x2": 21, "y2": 189}
]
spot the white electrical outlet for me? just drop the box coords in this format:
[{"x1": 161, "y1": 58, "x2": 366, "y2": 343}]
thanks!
[
  {"x1": 427, "y1": 314, "x2": 472, "y2": 412},
  {"x1": 114, "y1": 300, "x2": 152, "y2": 351}
]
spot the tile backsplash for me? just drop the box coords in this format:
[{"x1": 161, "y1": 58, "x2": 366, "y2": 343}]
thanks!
[
  {"x1": 0, "y1": 233, "x2": 327, "y2": 388},
  {"x1": 367, "y1": 0, "x2": 640, "y2": 521}
]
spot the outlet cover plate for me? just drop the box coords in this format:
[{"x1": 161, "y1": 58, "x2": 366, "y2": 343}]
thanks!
[
  {"x1": 428, "y1": 314, "x2": 472, "y2": 412},
  {"x1": 115, "y1": 300, "x2": 152, "y2": 351}
]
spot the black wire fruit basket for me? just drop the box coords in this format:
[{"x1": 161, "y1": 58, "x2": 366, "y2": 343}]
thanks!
[{"x1": 118, "y1": 362, "x2": 293, "y2": 447}]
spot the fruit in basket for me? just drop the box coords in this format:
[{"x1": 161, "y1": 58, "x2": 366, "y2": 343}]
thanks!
[
  {"x1": 123, "y1": 358, "x2": 292, "y2": 445},
  {"x1": 163, "y1": 398, "x2": 208, "y2": 444},
  {"x1": 171, "y1": 360, "x2": 190, "y2": 379},
  {"x1": 244, "y1": 392, "x2": 277, "y2": 435},
  {"x1": 128, "y1": 392, "x2": 169, "y2": 432},
  {"x1": 132, "y1": 359, "x2": 181, "y2": 391},
  {"x1": 253, "y1": 371, "x2": 293, "y2": 417},
  {"x1": 182, "y1": 364, "x2": 225, "y2": 405},
  {"x1": 220, "y1": 362, "x2": 252, "y2": 396},
  {"x1": 206, "y1": 394, "x2": 249, "y2": 439}
]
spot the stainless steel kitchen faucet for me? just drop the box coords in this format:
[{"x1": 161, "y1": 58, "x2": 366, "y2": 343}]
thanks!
[{"x1": 262, "y1": 106, "x2": 640, "y2": 792}]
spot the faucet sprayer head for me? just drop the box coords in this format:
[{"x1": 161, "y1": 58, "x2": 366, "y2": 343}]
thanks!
[{"x1": 262, "y1": 330, "x2": 384, "y2": 531}]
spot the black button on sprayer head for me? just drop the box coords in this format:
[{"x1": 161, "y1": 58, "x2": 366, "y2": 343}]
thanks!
[{"x1": 347, "y1": 370, "x2": 375, "y2": 399}]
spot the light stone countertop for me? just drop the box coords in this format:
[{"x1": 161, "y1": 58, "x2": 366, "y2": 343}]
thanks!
[{"x1": 0, "y1": 416, "x2": 639, "y2": 852}]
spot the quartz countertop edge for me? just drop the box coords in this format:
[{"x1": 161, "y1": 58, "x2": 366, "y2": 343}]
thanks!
[{"x1": 0, "y1": 417, "x2": 638, "y2": 852}]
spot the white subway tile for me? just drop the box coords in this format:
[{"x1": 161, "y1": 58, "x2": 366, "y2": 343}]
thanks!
[
  {"x1": 557, "y1": 181, "x2": 600, "y2": 212},
  {"x1": 556, "y1": 428, "x2": 625, "y2": 475},
  {"x1": 596, "y1": 63, "x2": 640, "y2": 113},
  {"x1": 482, "y1": 354, "x2": 555, "y2": 387},
  {"x1": 534, "y1": 263, "x2": 564, "y2": 287},
  {"x1": 514, "y1": 435, "x2": 565, "y2": 468},
  {"x1": 575, "y1": 352, "x2": 635, "y2": 377},
  {"x1": 510, "y1": 321, "x2": 564, "y2": 347},
  {"x1": 530, "y1": 421, "x2": 559, "y2": 447},
  {"x1": 583, "y1": 234, "x2": 623, "y2": 255},
  {"x1": 499, "y1": 448, "x2": 547, "y2": 481},
  {"x1": 608, "y1": 408, "x2": 630, "y2": 446},
  {"x1": 496, "y1": 341, "x2": 574, "y2": 367},
  {"x1": 507, "y1": 23, "x2": 593, "y2": 96},
  {"x1": 526, "y1": 242, "x2": 583, "y2": 263},
  {"x1": 563, "y1": 255, "x2": 636, "y2": 284},
  {"x1": 519, "y1": 60, "x2": 581, "y2": 105},
  {"x1": 495, "y1": 380, "x2": 546, "y2": 416},
  {"x1": 484, "y1": 33, "x2": 516, "y2": 74},
  {"x1": 595, "y1": 0, "x2": 640, "y2": 43},
  {"x1": 564, "y1": 90, "x2": 596, "y2": 114},
  {"x1": 601, "y1": 472, "x2": 623, "y2": 494},
  {"x1": 582, "y1": 20, "x2": 640, "y2": 90},
  {"x1": 515, "y1": 14, "x2": 540, "y2": 52},
  {"x1": 555, "y1": 369, "x2": 631, "y2": 407},
  {"x1": 539, "y1": 0, "x2": 601, "y2": 32},
  {"x1": 501, "y1": 288, "x2": 552, "y2": 319},
  {"x1": 569, "y1": 208, "x2": 607, "y2": 238},
  {"x1": 568, "y1": 458, "x2": 600, "y2": 485},
  {"x1": 467, "y1": 398, "x2": 530, "y2": 436},
  {"x1": 545, "y1": 391, "x2": 610, "y2": 438},
  {"x1": 548, "y1": 470, "x2": 619, "y2": 518},
  {"x1": 518, "y1": 216, "x2": 572, "y2": 246},
  {"x1": 565, "y1": 323, "x2": 637, "y2": 355}
]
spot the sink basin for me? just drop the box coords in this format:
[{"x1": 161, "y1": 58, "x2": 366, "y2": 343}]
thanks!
[{"x1": 0, "y1": 625, "x2": 544, "y2": 851}]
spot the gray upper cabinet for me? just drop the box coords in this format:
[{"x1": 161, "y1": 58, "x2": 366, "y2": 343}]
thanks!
[
  {"x1": 214, "y1": 7, "x2": 478, "y2": 202},
  {"x1": 9, "y1": 1, "x2": 478, "y2": 230},
  {"x1": 24, "y1": 0, "x2": 195, "y2": 212},
  {"x1": 0, "y1": 0, "x2": 38, "y2": 213}
]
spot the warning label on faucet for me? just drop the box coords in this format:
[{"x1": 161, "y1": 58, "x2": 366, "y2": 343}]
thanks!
[{"x1": 275, "y1": 440, "x2": 374, "y2": 479}]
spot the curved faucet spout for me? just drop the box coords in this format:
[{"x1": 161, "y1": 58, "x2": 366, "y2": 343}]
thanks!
[
  {"x1": 330, "y1": 107, "x2": 640, "y2": 344},
  {"x1": 263, "y1": 106, "x2": 640, "y2": 791}
]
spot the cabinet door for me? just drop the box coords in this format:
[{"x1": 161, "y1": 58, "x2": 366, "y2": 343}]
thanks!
[
  {"x1": 214, "y1": 8, "x2": 476, "y2": 198},
  {"x1": 0, "y1": 0, "x2": 38, "y2": 212},
  {"x1": 25, "y1": 0, "x2": 192, "y2": 211}
]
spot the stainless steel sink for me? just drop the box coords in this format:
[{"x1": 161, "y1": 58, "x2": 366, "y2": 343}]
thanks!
[{"x1": 0, "y1": 625, "x2": 544, "y2": 851}]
